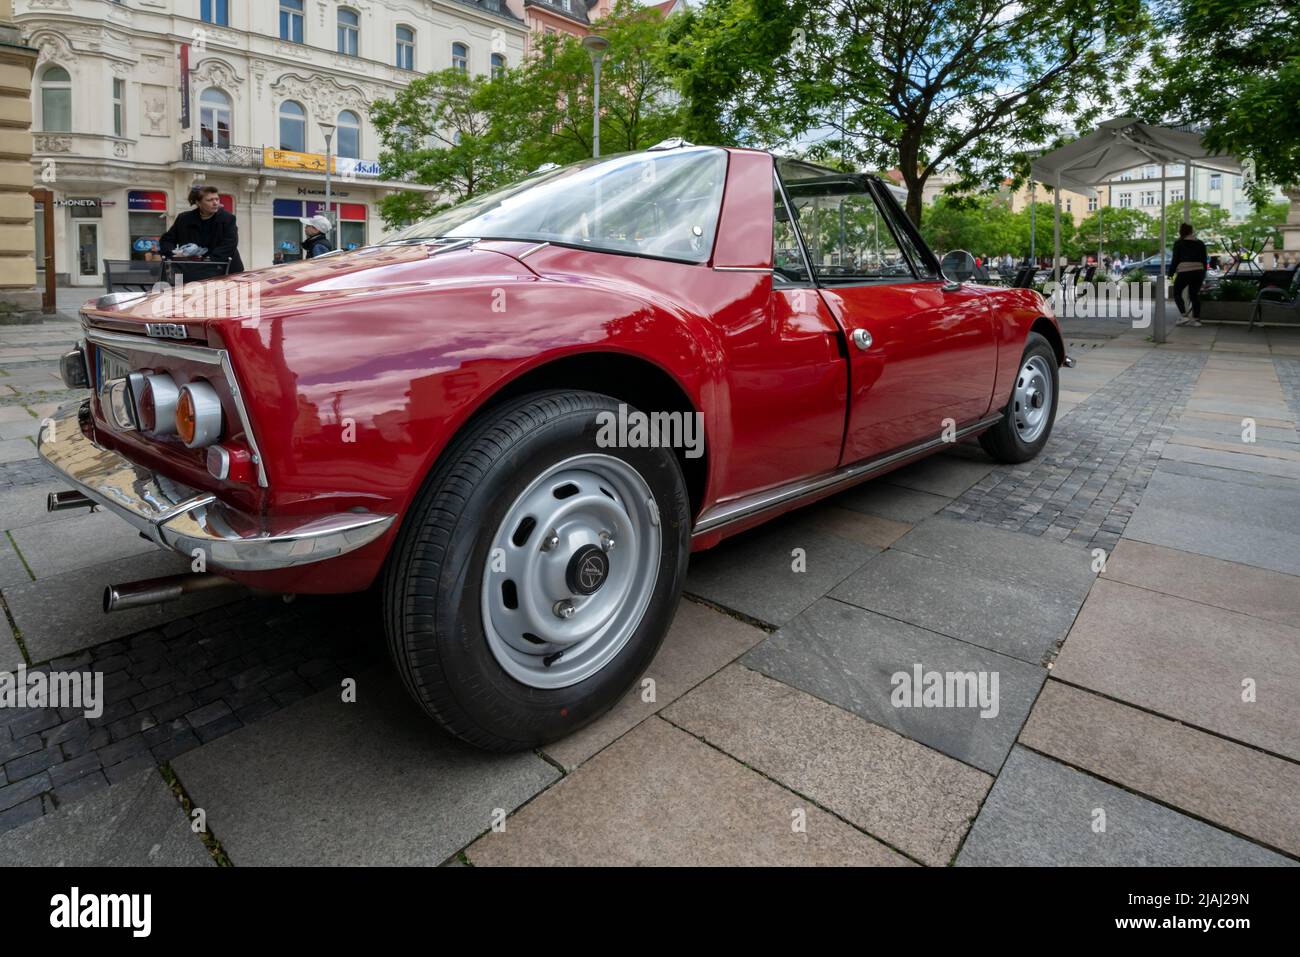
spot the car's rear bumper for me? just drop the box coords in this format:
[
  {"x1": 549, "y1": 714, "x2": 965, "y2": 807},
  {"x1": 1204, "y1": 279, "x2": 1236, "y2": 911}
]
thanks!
[{"x1": 37, "y1": 400, "x2": 395, "y2": 573}]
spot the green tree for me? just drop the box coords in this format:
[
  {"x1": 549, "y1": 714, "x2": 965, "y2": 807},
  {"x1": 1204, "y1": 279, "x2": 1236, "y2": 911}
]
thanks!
[
  {"x1": 1220, "y1": 200, "x2": 1292, "y2": 252},
  {"x1": 1141, "y1": 0, "x2": 1300, "y2": 191},
  {"x1": 1071, "y1": 206, "x2": 1155, "y2": 259},
  {"x1": 665, "y1": 0, "x2": 1151, "y2": 225}
]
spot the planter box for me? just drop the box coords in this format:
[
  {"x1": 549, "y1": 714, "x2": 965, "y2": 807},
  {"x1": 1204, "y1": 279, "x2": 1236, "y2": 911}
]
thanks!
[{"x1": 1199, "y1": 300, "x2": 1255, "y2": 323}]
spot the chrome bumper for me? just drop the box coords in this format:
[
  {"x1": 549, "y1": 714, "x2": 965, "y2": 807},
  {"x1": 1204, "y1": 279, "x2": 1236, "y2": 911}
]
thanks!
[{"x1": 37, "y1": 400, "x2": 396, "y2": 573}]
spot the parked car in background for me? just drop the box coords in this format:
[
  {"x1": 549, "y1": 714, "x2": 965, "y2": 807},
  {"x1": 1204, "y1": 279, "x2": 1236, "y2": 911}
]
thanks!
[{"x1": 40, "y1": 144, "x2": 1070, "y2": 751}]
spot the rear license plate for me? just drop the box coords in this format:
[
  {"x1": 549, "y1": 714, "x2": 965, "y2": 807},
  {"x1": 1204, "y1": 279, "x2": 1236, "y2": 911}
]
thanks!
[{"x1": 96, "y1": 346, "x2": 131, "y2": 394}]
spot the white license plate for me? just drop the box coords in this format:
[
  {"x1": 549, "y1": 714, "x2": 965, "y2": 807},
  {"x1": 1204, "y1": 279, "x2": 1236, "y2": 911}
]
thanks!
[{"x1": 96, "y1": 347, "x2": 131, "y2": 393}]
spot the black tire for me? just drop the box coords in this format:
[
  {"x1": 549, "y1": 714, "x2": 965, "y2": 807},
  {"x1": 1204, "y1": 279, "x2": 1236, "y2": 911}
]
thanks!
[
  {"x1": 382, "y1": 390, "x2": 691, "y2": 752},
  {"x1": 979, "y1": 331, "x2": 1059, "y2": 464}
]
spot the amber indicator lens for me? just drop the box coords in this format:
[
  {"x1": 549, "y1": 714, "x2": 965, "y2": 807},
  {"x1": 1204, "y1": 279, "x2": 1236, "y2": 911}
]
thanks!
[{"x1": 176, "y1": 388, "x2": 197, "y2": 445}]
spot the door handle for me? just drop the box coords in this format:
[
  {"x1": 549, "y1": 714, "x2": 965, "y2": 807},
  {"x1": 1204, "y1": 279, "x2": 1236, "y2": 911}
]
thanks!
[{"x1": 852, "y1": 328, "x2": 873, "y2": 351}]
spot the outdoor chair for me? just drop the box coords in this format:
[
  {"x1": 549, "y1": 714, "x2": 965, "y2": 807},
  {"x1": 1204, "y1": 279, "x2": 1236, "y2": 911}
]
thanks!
[
  {"x1": 1011, "y1": 266, "x2": 1037, "y2": 288},
  {"x1": 1249, "y1": 267, "x2": 1300, "y2": 332},
  {"x1": 102, "y1": 259, "x2": 163, "y2": 293},
  {"x1": 163, "y1": 258, "x2": 233, "y2": 285}
]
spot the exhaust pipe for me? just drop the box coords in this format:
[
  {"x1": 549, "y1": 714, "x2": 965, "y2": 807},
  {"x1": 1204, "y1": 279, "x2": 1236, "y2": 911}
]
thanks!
[
  {"x1": 103, "y1": 572, "x2": 238, "y2": 613},
  {"x1": 48, "y1": 490, "x2": 96, "y2": 512}
]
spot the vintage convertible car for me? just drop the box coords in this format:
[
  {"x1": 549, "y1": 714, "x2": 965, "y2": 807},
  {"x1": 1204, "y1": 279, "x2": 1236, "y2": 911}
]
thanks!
[{"x1": 39, "y1": 144, "x2": 1069, "y2": 751}]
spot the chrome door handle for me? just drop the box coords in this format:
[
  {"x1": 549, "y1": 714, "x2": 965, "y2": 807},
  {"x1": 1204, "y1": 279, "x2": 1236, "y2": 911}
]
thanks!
[{"x1": 852, "y1": 328, "x2": 873, "y2": 351}]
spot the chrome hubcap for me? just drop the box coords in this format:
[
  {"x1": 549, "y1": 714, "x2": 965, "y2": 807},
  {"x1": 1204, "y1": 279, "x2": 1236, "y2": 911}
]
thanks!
[
  {"x1": 1012, "y1": 355, "x2": 1053, "y2": 443},
  {"x1": 481, "y1": 454, "x2": 661, "y2": 689}
]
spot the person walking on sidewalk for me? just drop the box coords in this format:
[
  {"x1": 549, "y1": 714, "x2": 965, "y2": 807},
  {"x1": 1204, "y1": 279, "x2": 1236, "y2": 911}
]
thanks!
[
  {"x1": 299, "y1": 215, "x2": 335, "y2": 259},
  {"x1": 1172, "y1": 222, "x2": 1208, "y2": 327}
]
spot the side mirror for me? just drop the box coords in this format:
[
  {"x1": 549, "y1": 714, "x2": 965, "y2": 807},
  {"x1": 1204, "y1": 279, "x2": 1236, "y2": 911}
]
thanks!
[{"x1": 940, "y1": 250, "x2": 976, "y2": 290}]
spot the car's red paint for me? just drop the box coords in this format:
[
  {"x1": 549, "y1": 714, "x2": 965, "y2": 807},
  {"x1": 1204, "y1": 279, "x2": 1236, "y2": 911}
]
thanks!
[{"x1": 79, "y1": 147, "x2": 1060, "y2": 595}]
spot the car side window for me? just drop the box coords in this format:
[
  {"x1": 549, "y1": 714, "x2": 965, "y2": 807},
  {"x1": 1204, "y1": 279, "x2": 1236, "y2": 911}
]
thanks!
[
  {"x1": 777, "y1": 166, "x2": 915, "y2": 285},
  {"x1": 773, "y1": 174, "x2": 810, "y2": 284},
  {"x1": 872, "y1": 182, "x2": 939, "y2": 281}
]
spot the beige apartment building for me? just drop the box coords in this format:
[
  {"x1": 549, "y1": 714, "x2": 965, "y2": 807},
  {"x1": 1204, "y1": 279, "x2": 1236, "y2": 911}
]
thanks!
[
  {"x1": 0, "y1": 0, "x2": 36, "y2": 311},
  {"x1": 15, "y1": 0, "x2": 528, "y2": 286}
]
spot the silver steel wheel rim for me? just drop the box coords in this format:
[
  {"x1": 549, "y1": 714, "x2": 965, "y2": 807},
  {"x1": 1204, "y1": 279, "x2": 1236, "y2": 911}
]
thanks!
[
  {"x1": 481, "y1": 453, "x2": 662, "y2": 690},
  {"x1": 1012, "y1": 355, "x2": 1053, "y2": 443}
]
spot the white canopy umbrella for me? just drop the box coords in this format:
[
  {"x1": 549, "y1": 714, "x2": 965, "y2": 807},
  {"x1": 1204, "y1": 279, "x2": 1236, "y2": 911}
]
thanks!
[{"x1": 1030, "y1": 117, "x2": 1242, "y2": 342}]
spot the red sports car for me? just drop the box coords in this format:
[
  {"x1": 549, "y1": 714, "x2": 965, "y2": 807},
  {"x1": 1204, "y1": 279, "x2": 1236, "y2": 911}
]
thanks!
[{"x1": 40, "y1": 144, "x2": 1068, "y2": 751}]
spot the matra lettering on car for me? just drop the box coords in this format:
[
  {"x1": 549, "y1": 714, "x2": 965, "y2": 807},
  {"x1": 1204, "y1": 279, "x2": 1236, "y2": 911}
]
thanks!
[
  {"x1": 143, "y1": 322, "x2": 188, "y2": 339},
  {"x1": 40, "y1": 144, "x2": 1070, "y2": 752}
]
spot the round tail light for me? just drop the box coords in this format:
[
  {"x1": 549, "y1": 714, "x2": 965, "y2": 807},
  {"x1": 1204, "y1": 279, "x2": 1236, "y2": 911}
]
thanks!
[
  {"x1": 176, "y1": 380, "x2": 223, "y2": 448},
  {"x1": 135, "y1": 373, "x2": 179, "y2": 435}
]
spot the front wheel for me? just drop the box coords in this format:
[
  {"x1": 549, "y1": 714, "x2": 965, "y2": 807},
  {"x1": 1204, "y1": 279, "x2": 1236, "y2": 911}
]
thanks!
[
  {"x1": 382, "y1": 390, "x2": 691, "y2": 752},
  {"x1": 979, "y1": 331, "x2": 1059, "y2": 463}
]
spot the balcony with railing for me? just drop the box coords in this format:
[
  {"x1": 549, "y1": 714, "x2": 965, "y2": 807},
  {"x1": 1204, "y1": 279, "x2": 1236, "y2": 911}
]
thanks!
[{"x1": 181, "y1": 141, "x2": 264, "y2": 168}]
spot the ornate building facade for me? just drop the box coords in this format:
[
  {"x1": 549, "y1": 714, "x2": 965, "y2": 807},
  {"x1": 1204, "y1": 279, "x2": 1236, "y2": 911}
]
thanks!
[{"x1": 15, "y1": 0, "x2": 527, "y2": 283}]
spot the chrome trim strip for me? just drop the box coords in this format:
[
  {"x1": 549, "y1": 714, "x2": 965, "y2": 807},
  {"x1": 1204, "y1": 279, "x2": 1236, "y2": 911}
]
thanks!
[
  {"x1": 83, "y1": 324, "x2": 270, "y2": 487},
  {"x1": 85, "y1": 326, "x2": 221, "y2": 365},
  {"x1": 692, "y1": 415, "x2": 1003, "y2": 537},
  {"x1": 517, "y1": 241, "x2": 550, "y2": 260},
  {"x1": 712, "y1": 266, "x2": 770, "y2": 273},
  {"x1": 38, "y1": 400, "x2": 393, "y2": 572}
]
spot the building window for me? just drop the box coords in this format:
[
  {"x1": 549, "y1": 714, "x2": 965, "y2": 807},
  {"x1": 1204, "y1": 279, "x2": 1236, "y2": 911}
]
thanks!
[
  {"x1": 280, "y1": 0, "x2": 304, "y2": 43},
  {"x1": 1140, "y1": 191, "x2": 1158, "y2": 207},
  {"x1": 396, "y1": 26, "x2": 415, "y2": 70},
  {"x1": 279, "y1": 100, "x2": 306, "y2": 151},
  {"x1": 337, "y1": 8, "x2": 359, "y2": 56},
  {"x1": 1065, "y1": 198, "x2": 1072, "y2": 213},
  {"x1": 1118, "y1": 171, "x2": 1133, "y2": 181},
  {"x1": 451, "y1": 42, "x2": 468, "y2": 73},
  {"x1": 1170, "y1": 188, "x2": 1184, "y2": 204},
  {"x1": 1118, "y1": 192, "x2": 1132, "y2": 208},
  {"x1": 491, "y1": 53, "x2": 506, "y2": 79},
  {"x1": 200, "y1": 88, "x2": 232, "y2": 148},
  {"x1": 40, "y1": 66, "x2": 72, "y2": 132},
  {"x1": 1087, "y1": 197, "x2": 1097, "y2": 212},
  {"x1": 112, "y1": 78, "x2": 125, "y2": 136},
  {"x1": 337, "y1": 110, "x2": 360, "y2": 159},
  {"x1": 1207, "y1": 173, "x2": 1221, "y2": 190},
  {"x1": 200, "y1": 0, "x2": 229, "y2": 26}
]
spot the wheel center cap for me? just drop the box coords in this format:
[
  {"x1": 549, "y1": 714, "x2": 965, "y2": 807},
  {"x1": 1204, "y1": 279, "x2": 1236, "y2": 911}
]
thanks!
[
  {"x1": 1029, "y1": 389, "x2": 1043, "y2": 409},
  {"x1": 567, "y1": 545, "x2": 610, "y2": 596}
]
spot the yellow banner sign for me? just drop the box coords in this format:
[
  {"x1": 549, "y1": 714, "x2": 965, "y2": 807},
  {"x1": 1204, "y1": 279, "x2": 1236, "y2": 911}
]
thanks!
[{"x1": 264, "y1": 148, "x2": 335, "y2": 173}]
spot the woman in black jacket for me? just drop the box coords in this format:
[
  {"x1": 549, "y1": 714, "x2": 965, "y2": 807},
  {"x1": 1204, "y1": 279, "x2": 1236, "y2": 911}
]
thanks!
[
  {"x1": 158, "y1": 185, "x2": 245, "y2": 273},
  {"x1": 1171, "y1": 222, "x2": 1208, "y2": 327}
]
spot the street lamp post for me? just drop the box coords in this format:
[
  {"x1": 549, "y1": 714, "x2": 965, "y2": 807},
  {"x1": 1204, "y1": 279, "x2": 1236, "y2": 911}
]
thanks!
[
  {"x1": 581, "y1": 35, "x2": 609, "y2": 159},
  {"x1": 318, "y1": 120, "x2": 336, "y2": 238}
]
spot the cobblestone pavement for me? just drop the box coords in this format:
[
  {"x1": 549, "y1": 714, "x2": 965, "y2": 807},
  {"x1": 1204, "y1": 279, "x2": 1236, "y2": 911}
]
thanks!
[
  {"x1": 943, "y1": 350, "x2": 1206, "y2": 550},
  {"x1": 1274, "y1": 357, "x2": 1300, "y2": 438}
]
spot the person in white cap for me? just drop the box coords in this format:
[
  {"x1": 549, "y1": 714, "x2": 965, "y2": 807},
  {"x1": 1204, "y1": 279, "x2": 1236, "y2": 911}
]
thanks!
[{"x1": 299, "y1": 214, "x2": 334, "y2": 259}]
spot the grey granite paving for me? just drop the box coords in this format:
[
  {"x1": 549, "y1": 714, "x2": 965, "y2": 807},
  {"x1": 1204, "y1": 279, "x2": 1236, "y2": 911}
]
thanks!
[
  {"x1": 743, "y1": 598, "x2": 1046, "y2": 774},
  {"x1": 957, "y1": 746, "x2": 1295, "y2": 866},
  {"x1": 1124, "y1": 466, "x2": 1300, "y2": 576},
  {"x1": 1021, "y1": 681, "x2": 1300, "y2": 857},
  {"x1": 832, "y1": 480, "x2": 951, "y2": 523},
  {"x1": 664, "y1": 664, "x2": 992, "y2": 865},
  {"x1": 883, "y1": 449, "x2": 993, "y2": 498},
  {"x1": 8, "y1": 510, "x2": 161, "y2": 579},
  {"x1": 172, "y1": 667, "x2": 559, "y2": 866},
  {"x1": 0, "y1": 767, "x2": 212, "y2": 866},
  {"x1": 686, "y1": 510, "x2": 880, "y2": 626}
]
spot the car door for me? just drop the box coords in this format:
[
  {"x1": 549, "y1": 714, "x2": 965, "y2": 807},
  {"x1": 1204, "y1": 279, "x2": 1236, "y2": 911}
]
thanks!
[{"x1": 777, "y1": 162, "x2": 998, "y2": 464}]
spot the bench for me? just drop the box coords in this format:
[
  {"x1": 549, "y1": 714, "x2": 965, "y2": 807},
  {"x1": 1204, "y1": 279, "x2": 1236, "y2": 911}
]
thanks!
[{"x1": 102, "y1": 259, "x2": 163, "y2": 293}]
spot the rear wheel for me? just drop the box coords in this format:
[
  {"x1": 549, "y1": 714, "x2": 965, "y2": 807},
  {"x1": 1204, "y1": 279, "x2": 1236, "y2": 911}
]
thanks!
[
  {"x1": 979, "y1": 332, "x2": 1059, "y2": 463},
  {"x1": 382, "y1": 390, "x2": 691, "y2": 751}
]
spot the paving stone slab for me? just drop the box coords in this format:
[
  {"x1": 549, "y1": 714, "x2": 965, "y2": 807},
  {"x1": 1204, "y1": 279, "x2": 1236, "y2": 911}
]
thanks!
[
  {"x1": 0, "y1": 439, "x2": 35, "y2": 465},
  {"x1": 1102, "y1": 539, "x2": 1300, "y2": 628},
  {"x1": 956, "y1": 746, "x2": 1295, "y2": 866},
  {"x1": 1053, "y1": 579, "x2": 1300, "y2": 761},
  {"x1": 1021, "y1": 681, "x2": 1300, "y2": 857},
  {"x1": 1158, "y1": 441, "x2": 1300, "y2": 480},
  {"x1": 0, "y1": 615, "x2": 22, "y2": 673},
  {"x1": 830, "y1": 548, "x2": 1085, "y2": 664},
  {"x1": 468, "y1": 716, "x2": 911, "y2": 866},
  {"x1": 742, "y1": 598, "x2": 1046, "y2": 773},
  {"x1": 4, "y1": 549, "x2": 246, "y2": 664},
  {"x1": 172, "y1": 667, "x2": 559, "y2": 866},
  {"x1": 0, "y1": 533, "x2": 30, "y2": 590},
  {"x1": 663, "y1": 664, "x2": 991, "y2": 865},
  {"x1": 541, "y1": 598, "x2": 766, "y2": 771},
  {"x1": 802, "y1": 503, "x2": 912, "y2": 548},
  {"x1": 686, "y1": 510, "x2": 880, "y2": 626},
  {"x1": 891, "y1": 515, "x2": 1098, "y2": 593},
  {"x1": 9, "y1": 510, "x2": 160, "y2": 579},
  {"x1": 1124, "y1": 467, "x2": 1300, "y2": 576},
  {"x1": 0, "y1": 482, "x2": 86, "y2": 532},
  {"x1": 0, "y1": 767, "x2": 212, "y2": 866},
  {"x1": 883, "y1": 453, "x2": 993, "y2": 498},
  {"x1": 833, "y1": 480, "x2": 952, "y2": 523}
]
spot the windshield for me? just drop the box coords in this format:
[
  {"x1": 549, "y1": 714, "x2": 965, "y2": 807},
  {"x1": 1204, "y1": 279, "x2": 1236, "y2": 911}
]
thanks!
[{"x1": 383, "y1": 147, "x2": 729, "y2": 263}]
